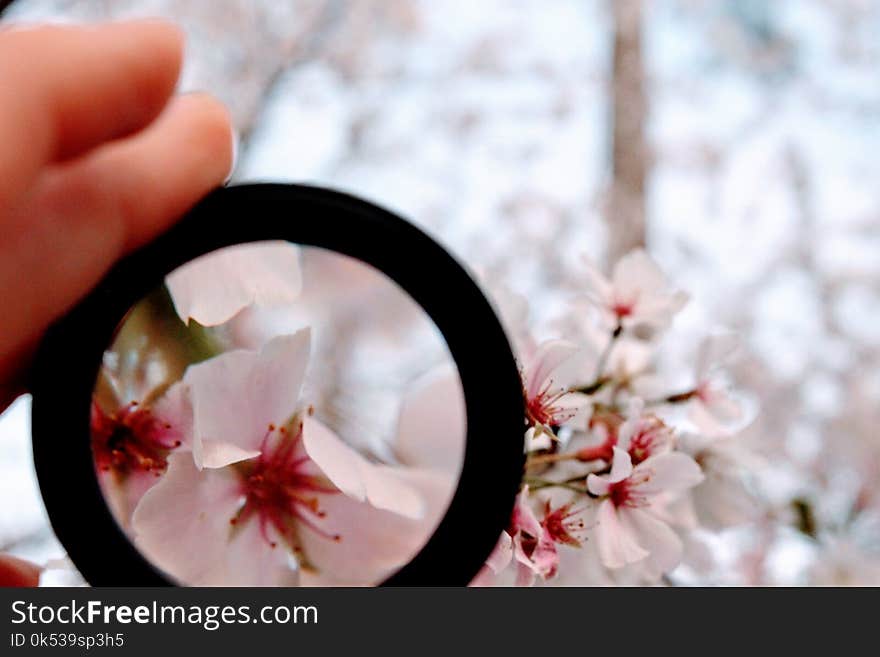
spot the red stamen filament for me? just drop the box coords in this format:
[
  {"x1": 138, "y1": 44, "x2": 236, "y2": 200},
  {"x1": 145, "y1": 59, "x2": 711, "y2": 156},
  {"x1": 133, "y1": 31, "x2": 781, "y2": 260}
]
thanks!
[
  {"x1": 234, "y1": 423, "x2": 341, "y2": 552},
  {"x1": 527, "y1": 378, "x2": 577, "y2": 428},
  {"x1": 91, "y1": 401, "x2": 181, "y2": 477}
]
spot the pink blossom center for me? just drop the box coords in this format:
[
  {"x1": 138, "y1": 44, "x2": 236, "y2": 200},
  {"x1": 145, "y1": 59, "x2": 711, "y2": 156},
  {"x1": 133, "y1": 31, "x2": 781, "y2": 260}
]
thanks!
[
  {"x1": 232, "y1": 422, "x2": 340, "y2": 552},
  {"x1": 526, "y1": 379, "x2": 576, "y2": 428},
  {"x1": 91, "y1": 401, "x2": 181, "y2": 477},
  {"x1": 627, "y1": 417, "x2": 671, "y2": 464},
  {"x1": 608, "y1": 470, "x2": 651, "y2": 509},
  {"x1": 542, "y1": 503, "x2": 585, "y2": 547},
  {"x1": 611, "y1": 297, "x2": 636, "y2": 318}
]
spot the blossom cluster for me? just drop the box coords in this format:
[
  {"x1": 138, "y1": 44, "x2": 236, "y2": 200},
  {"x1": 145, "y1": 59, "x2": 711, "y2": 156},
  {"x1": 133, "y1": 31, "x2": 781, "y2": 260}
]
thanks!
[
  {"x1": 474, "y1": 250, "x2": 760, "y2": 586},
  {"x1": 90, "y1": 242, "x2": 759, "y2": 586}
]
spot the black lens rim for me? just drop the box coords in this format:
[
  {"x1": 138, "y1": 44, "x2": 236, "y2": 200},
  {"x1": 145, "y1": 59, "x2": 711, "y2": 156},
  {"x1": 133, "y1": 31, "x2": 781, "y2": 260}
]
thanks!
[{"x1": 29, "y1": 183, "x2": 525, "y2": 586}]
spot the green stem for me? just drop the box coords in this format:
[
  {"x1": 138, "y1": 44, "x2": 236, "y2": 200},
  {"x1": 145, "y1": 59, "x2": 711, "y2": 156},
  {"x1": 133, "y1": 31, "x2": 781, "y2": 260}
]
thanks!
[{"x1": 524, "y1": 477, "x2": 587, "y2": 495}]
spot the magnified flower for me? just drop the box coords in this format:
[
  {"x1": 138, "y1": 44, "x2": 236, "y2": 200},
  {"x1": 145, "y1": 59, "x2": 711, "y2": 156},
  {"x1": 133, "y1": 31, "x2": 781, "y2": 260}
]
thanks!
[
  {"x1": 166, "y1": 241, "x2": 302, "y2": 327},
  {"x1": 132, "y1": 330, "x2": 433, "y2": 586},
  {"x1": 90, "y1": 385, "x2": 190, "y2": 525},
  {"x1": 581, "y1": 249, "x2": 688, "y2": 333},
  {"x1": 523, "y1": 340, "x2": 590, "y2": 442},
  {"x1": 587, "y1": 447, "x2": 703, "y2": 575}
]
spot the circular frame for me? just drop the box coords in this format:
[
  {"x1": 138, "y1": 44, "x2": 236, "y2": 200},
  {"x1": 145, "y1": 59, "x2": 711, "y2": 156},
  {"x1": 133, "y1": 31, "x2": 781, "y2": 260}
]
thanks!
[{"x1": 30, "y1": 183, "x2": 525, "y2": 586}]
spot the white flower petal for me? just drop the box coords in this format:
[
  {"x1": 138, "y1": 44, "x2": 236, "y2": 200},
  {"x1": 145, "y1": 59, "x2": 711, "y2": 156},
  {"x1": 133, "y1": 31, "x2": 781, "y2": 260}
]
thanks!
[
  {"x1": 197, "y1": 441, "x2": 261, "y2": 469},
  {"x1": 636, "y1": 452, "x2": 704, "y2": 495},
  {"x1": 185, "y1": 349, "x2": 259, "y2": 469},
  {"x1": 298, "y1": 468, "x2": 451, "y2": 585},
  {"x1": 166, "y1": 241, "x2": 302, "y2": 327},
  {"x1": 302, "y1": 417, "x2": 425, "y2": 520},
  {"x1": 580, "y1": 255, "x2": 614, "y2": 305},
  {"x1": 131, "y1": 452, "x2": 243, "y2": 585},
  {"x1": 220, "y1": 520, "x2": 300, "y2": 587},
  {"x1": 486, "y1": 532, "x2": 514, "y2": 574},
  {"x1": 613, "y1": 249, "x2": 667, "y2": 298},
  {"x1": 594, "y1": 500, "x2": 649, "y2": 569},
  {"x1": 609, "y1": 446, "x2": 634, "y2": 483},
  {"x1": 525, "y1": 340, "x2": 582, "y2": 398},
  {"x1": 186, "y1": 331, "x2": 310, "y2": 469},
  {"x1": 393, "y1": 366, "x2": 466, "y2": 474},
  {"x1": 587, "y1": 473, "x2": 611, "y2": 496},
  {"x1": 249, "y1": 330, "x2": 311, "y2": 429},
  {"x1": 696, "y1": 333, "x2": 740, "y2": 380},
  {"x1": 620, "y1": 507, "x2": 684, "y2": 577}
]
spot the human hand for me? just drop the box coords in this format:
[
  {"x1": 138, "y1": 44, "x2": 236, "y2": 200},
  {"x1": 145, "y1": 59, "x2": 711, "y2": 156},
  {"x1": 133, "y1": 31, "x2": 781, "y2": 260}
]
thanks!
[{"x1": 0, "y1": 18, "x2": 234, "y2": 585}]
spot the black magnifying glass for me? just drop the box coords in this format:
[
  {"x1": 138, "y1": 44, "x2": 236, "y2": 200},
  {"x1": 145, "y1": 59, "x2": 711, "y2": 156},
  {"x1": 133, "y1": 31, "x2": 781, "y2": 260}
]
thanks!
[{"x1": 29, "y1": 184, "x2": 524, "y2": 586}]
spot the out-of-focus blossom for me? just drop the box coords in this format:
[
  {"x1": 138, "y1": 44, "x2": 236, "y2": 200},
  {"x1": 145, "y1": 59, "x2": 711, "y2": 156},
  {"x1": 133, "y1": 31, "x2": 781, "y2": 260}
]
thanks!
[
  {"x1": 393, "y1": 365, "x2": 466, "y2": 478},
  {"x1": 810, "y1": 538, "x2": 880, "y2": 586},
  {"x1": 132, "y1": 330, "x2": 431, "y2": 586},
  {"x1": 474, "y1": 490, "x2": 586, "y2": 587},
  {"x1": 678, "y1": 431, "x2": 761, "y2": 529},
  {"x1": 166, "y1": 241, "x2": 302, "y2": 327},
  {"x1": 688, "y1": 334, "x2": 750, "y2": 434},
  {"x1": 472, "y1": 492, "x2": 553, "y2": 587},
  {"x1": 587, "y1": 447, "x2": 703, "y2": 575},
  {"x1": 523, "y1": 340, "x2": 590, "y2": 442},
  {"x1": 508, "y1": 489, "x2": 560, "y2": 586},
  {"x1": 483, "y1": 280, "x2": 536, "y2": 359},
  {"x1": 580, "y1": 249, "x2": 688, "y2": 334}
]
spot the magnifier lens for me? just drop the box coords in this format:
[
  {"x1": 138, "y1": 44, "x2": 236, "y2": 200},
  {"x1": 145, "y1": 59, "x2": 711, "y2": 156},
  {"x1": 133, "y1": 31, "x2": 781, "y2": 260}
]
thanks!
[{"x1": 90, "y1": 241, "x2": 466, "y2": 586}]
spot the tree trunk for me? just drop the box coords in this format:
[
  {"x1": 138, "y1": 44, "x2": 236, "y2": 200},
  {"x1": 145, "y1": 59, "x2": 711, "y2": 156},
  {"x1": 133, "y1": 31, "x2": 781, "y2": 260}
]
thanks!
[{"x1": 607, "y1": 0, "x2": 647, "y2": 266}]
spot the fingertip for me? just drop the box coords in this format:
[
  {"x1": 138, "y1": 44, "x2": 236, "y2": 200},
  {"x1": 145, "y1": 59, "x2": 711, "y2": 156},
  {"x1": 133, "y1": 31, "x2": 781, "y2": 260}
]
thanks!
[
  {"x1": 103, "y1": 19, "x2": 186, "y2": 122},
  {"x1": 0, "y1": 555, "x2": 41, "y2": 587},
  {"x1": 175, "y1": 93, "x2": 236, "y2": 184},
  {"x1": 117, "y1": 17, "x2": 186, "y2": 78}
]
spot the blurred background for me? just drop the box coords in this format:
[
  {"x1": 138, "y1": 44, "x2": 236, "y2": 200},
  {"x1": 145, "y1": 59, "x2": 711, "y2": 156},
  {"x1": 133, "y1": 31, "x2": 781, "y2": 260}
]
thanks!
[{"x1": 1, "y1": 0, "x2": 879, "y2": 585}]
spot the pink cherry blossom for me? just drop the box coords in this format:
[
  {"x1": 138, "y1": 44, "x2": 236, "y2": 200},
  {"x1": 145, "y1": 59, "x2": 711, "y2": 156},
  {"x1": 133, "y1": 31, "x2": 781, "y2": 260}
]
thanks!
[
  {"x1": 166, "y1": 241, "x2": 302, "y2": 327},
  {"x1": 91, "y1": 384, "x2": 191, "y2": 526},
  {"x1": 576, "y1": 400, "x2": 673, "y2": 466},
  {"x1": 474, "y1": 488, "x2": 588, "y2": 586},
  {"x1": 523, "y1": 340, "x2": 590, "y2": 442},
  {"x1": 581, "y1": 249, "x2": 688, "y2": 333},
  {"x1": 508, "y1": 488, "x2": 560, "y2": 586},
  {"x1": 132, "y1": 330, "x2": 435, "y2": 586},
  {"x1": 617, "y1": 402, "x2": 675, "y2": 465},
  {"x1": 689, "y1": 334, "x2": 751, "y2": 434},
  {"x1": 587, "y1": 447, "x2": 703, "y2": 575}
]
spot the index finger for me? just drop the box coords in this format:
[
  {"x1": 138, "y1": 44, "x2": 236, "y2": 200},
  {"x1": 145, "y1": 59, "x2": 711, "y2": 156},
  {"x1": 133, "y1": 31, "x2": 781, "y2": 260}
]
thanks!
[{"x1": 0, "y1": 19, "x2": 184, "y2": 208}]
